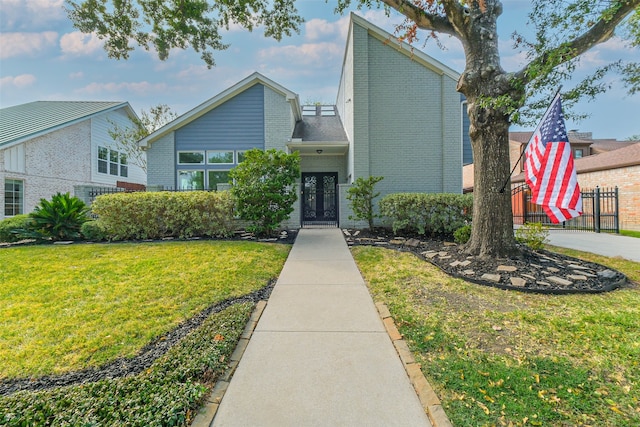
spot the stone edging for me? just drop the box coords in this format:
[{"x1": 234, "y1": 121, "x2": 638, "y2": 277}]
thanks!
[
  {"x1": 190, "y1": 300, "x2": 268, "y2": 427},
  {"x1": 375, "y1": 302, "x2": 454, "y2": 427}
]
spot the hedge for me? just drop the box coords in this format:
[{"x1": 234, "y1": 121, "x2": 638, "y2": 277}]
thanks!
[
  {"x1": 0, "y1": 215, "x2": 33, "y2": 243},
  {"x1": 91, "y1": 191, "x2": 236, "y2": 241},
  {"x1": 0, "y1": 303, "x2": 252, "y2": 427},
  {"x1": 379, "y1": 193, "x2": 473, "y2": 236}
]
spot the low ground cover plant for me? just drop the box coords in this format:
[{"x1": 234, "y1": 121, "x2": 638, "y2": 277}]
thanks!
[
  {"x1": 379, "y1": 193, "x2": 473, "y2": 237},
  {"x1": 353, "y1": 246, "x2": 640, "y2": 426},
  {"x1": 91, "y1": 191, "x2": 235, "y2": 240},
  {"x1": 515, "y1": 222, "x2": 550, "y2": 250},
  {"x1": 1, "y1": 303, "x2": 252, "y2": 426},
  {"x1": 0, "y1": 215, "x2": 32, "y2": 243},
  {"x1": 0, "y1": 240, "x2": 290, "y2": 379}
]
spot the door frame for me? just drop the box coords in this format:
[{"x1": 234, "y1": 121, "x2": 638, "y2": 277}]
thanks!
[{"x1": 301, "y1": 172, "x2": 339, "y2": 227}]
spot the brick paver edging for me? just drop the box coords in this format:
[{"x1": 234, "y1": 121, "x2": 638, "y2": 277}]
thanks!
[
  {"x1": 191, "y1": 300, "x2": 268, "y2": 427},
  {"x1": 375, "y1": 302, "x2": 454, "y2": 427}
]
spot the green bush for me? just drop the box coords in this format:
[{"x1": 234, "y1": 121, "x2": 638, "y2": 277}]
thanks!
[
  {"x1": 453, "y1": 224, "x2": 472, "y2": 244},
  {"x1": 0, "y1": 303, "x2": 252, "y2": 427},
  {"x1": 0, "y1": 214, "x2": 33, "y2": 243},
  {"x1": 30, "y1": 193, "x2": 89, "y2": 241},
  {"x1": 346, "y1": 176, "x2": 383, "y2": 230},
  {"x1": 229, "y1": 149, "x2": 300, "y2": 236},
  {"x1": 81, "y1": 220, "x2": 108, "y2": 241},
  {"x1": 379, "y1": 193, "x2": 473, "y2": 237},
  {"x1": 515, "y1": 222, "x2": 549, "y2": 251},
  {"x1": 91, "y1": 191, "x2": 236, "y2": 241}
]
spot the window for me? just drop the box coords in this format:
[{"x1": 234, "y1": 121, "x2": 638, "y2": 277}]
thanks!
[
  {"x1": 4, "y1": 179, "x2": 23, "y2": 216},
  {"x1": 236, "y1": 151, "x2": 246, "y2": 163},
  {"x1": 208, "y1": 171, "x2": 230, "y2": 190},
  {"x1": 98, "y1": 146, "x2": 128, "y2": 177},
  {"x1": 574, "y1": 149, "x2": 583, "y2": 159},
  {"x1": 207, "y1": 151, "x2": 234, "y2": 164},
  {"x1": 178, "y1": 151, "x2": 205, "y2": 164},
  {"x1": 98, "y1": 147, "x2": 108, "y2": 174},
  {"x1": 178, "y1": 170, "x2": 204, "y2": 190}
]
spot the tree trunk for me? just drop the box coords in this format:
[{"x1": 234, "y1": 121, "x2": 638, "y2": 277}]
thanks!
[{"x1": 464, "y1": 99, "x2": 519, "y2": 257}]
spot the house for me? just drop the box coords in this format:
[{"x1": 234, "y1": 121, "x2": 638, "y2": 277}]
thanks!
[
  {"x1": 141, "y1": 13, "x2": 465, "y2": 228},
  {"x1": 0, "y1": 101, "x2": 146, "y2": 220}
]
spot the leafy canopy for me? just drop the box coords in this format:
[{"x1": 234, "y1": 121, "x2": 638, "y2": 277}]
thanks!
[{"x1": 229, "y1": 149, "x2": 300, "y2": 236}]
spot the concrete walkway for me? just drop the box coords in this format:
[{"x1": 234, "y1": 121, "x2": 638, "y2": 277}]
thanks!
[
  {"x1": 211, "y1": 228, "x2": 432, "y2": 426},
  {"x1": 545, "y1": 230, "x2": 640, "y2": 262}
]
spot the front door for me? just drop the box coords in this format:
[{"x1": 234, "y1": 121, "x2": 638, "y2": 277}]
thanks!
[{"x1": 302, "y1": 172, "x2": 338, "y2": 225}]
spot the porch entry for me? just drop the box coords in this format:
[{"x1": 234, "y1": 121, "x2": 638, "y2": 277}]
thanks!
[{"x1": 301, "y1": 172, "x2": 338, "y2": 228}]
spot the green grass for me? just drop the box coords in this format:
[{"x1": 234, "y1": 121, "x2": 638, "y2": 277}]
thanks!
[
  {"x1": 620, "y1": 230, "x2": 640, "y2": 238},
  {"x1": 0, "y1": 240, "x2": 290, "y2": 379},
  {"x1": 353, "y1": 246, "x2": 640, "y2": 427}
]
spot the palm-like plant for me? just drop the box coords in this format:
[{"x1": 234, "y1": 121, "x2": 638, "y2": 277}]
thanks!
[{"x1": 30, "y1": 193, "x2": 90, "y2": 241}]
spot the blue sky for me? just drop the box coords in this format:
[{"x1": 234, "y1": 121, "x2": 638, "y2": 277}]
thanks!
[{"x1": 1, "y1": 0, "x2": 639, "y2": 139}]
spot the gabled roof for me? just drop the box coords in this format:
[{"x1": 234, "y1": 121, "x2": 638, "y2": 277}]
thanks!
[
  {"x1": 348, "y1": 13, "x2": 460, "y2": 81},
  {"x1": 0, "y1": 101, "x2": 131, "y2": 149},
  {"x1": 139, "y1": 72, "x2": 302, "y2": 148}
]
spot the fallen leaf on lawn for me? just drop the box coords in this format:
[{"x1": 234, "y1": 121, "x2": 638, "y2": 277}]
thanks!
[{"x1": 214, "y1": 334, "x2": 224, "y2": 341}]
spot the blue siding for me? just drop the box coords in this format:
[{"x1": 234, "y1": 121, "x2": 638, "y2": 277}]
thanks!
[
  {"x1": 175, "y1": 84, "x2": 265, "y2": 152},
  {"x1": 461, "y1": 96, "x2": 472, "y2": 165}
]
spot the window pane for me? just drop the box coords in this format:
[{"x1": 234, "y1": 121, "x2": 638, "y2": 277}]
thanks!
[
  {"x1": 110, "y1": 162, "x2": 118, "y2": 175},
  {"x1": 236, "y1": 151, "x2": 246, "y2": 163},
  {"x1": 4, "y1": 179, "x2": 23, "y2": 216},
  {"x1": 110, "y1": 149, "x2": 119, "y2": 162},
  {"x1": 98, "y1": 160, "x2": 107, "y2": 174},
  {"x1": 178, "y1": 170, "x2": 204, "y2": 190},
  {"x1": 98, "y1": 146, "x2": 108, "y2": 160},
  {"x1": 120, "y1": 153, "x2": 127, "y2": 165},
  {"x1": 208, "y1": 171, "x2": 230, "y2": 189},
  {"x1": 178, "y1": 152, "x2": 204, "y2": 164},
  {"x1": 207, "y1": 151, "x2": 233, "y2": 164},
  {"x1": 120, "y1": 165, "x2": 128, "y2": 177}
]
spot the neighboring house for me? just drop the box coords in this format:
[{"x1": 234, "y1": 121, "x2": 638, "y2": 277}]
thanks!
[
  {"x1": 141, "y1": 13, "x2": 464, "y2": 228},
  {"x1": 510, "y1": 143, "x2": 640, "y2": 230},
  {"x1": 0, "y1": 101, "x2": 146, "y2": 220}
]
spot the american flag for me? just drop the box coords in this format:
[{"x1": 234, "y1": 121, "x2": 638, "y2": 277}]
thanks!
[{"x1": 523, "y1": 94, "x2": 582, "y2": 223}]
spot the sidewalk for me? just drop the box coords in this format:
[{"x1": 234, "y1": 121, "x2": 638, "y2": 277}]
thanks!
[
  {"x1": 545, "y1": 230, "x2": 640, "y2": 262},
  {"x1": 210, "y1": 228, "x2": 432, "y2": 426}
]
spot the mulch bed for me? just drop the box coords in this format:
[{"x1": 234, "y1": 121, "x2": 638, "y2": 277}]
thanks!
[{"x1": 343, "y1": 228, "x2": 627, "y2": 294}]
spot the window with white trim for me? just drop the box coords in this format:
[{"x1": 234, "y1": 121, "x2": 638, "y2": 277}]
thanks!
[
  {"x1": 4, "y1": 179, "x2": 24, "y2": 216},
  {"x1": 178, "y1": 151, "x2": 205, "y2": 164},
  {"x1": 207, "y1": 150, "x2": 234, "y2": 164},
  {"x1": 178, "y1": 170, "x2": 205, "y2": 190},
  {"x1": 236, "y1": 150, "x2": 246, "y2": 163},
  {"x1": 98, "y1": 146, "x2": 128, "y2": 177},
  {"x1": 208, "y1": 171, "x2": 231, "y2": 190}
]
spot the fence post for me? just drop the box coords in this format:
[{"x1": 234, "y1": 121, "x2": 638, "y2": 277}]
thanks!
[
  {"x1": 614, "y1": 186, "x2": 620, "y2": 234},
  {"x1": 594, "y1": 186, "x2": 601, "y2": 233}
]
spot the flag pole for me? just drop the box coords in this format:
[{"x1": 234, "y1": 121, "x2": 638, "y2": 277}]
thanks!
[{"x1": 498, "y1": 86, "x2": 563, "y2": 194}]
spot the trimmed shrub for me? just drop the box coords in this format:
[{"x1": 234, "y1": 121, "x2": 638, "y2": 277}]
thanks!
[
  {"x1": 91, "y1": 191, "x2": 236, "y2": 241},
  {"x1": 346, "y1": 176, "x2": 384, "y2": 230},
  {"x1": 454, "y1": 224, "x2": 472, "y2": 244},
  {"x1": 515, "y1": 222, "x2": 549, "y2": 251},
  {"x1": 30, "y1": 193, "x2": 89, "y2": 241},
  {"x1": 379, "y1": 193, "x2": 473, "y2": 237},
  {"x1": 81, "y1": 220, "x2": 108, "y2": 241},
  {"x1": 0, "y1": 214, "x2": 33, "y2": 243}
]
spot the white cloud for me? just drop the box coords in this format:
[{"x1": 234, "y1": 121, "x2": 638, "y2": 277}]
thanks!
[
  {"x1": 0, "y1": 74, "x2": 36, "y2": 88},
  {"x1": 77, "y1": 81, "x2": 169, "y2": 96},
  {"x1": 258, "y1": 42, "x2": 343, "y2": 67},
  {"x1": 69, "y1": 71, "x2": 84, "y2": 79},
  {"x1": 0, "y1": 31, "x2": 58, "y2": 59},
  {"x1": 305, "y1": 16, "x2": 349, "y2": 41},
  {"x1": 60, "y1": 31, "x2": 104, "y2": 56},
  {"x1": 0, "y1": 0, "x2": 66, "y2": 30}
]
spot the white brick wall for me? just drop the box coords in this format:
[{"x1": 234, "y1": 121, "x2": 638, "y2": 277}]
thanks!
[
  {"x1": 146, "y1": 132, "x2": 176, "y2": 188},
  {"x1": 264, "y1": 87, "x2": 295, "y2": 152}
]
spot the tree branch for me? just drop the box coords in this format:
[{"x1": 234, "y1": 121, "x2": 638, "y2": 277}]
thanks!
[
  {"x1": 378, "y1": 0, "x2": 458, "y2": 37},
  {"x1": 516, "y1": 0, "x2": 640, "y2": 84}
]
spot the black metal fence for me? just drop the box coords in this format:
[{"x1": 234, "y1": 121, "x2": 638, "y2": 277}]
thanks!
[{"x1": 512, "y1": 184, "x2": 619, "y2": 233}]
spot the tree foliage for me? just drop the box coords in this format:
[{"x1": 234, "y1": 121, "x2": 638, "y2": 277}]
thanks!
[
  {"x1": 229, "y1": 149, "x2": 300, "y2": 237},
  {"x1": 346, "y1": 176, "x2": 383, "y2": 230},
  {"x1": 108, "y1": 104, "x2": 177, "y2": 173}
]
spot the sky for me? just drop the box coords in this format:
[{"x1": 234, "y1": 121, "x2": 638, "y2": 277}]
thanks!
[{"x1": 1, "y1": 0, "x2": 639, "y2": 140}]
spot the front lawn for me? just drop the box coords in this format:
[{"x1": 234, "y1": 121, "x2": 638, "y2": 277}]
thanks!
[
  {"x1": 0, "y1": 240, "x2": 290, "y2": 380},
  {"x1": 353, "y1": 246, "x2": 640, "y2": 427}
]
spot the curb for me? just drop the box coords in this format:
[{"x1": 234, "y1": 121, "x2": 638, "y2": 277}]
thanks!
[
  {"x1": 375, "y1": 302, "x2": 454, "y2": 427},
  {"x1": 191, "y1": 300, "x2": 268, "y2": 427}
]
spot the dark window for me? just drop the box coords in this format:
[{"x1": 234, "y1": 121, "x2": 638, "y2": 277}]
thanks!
[{"x1": 4, "y1": 179, "x2": 23, "y2": 216}]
